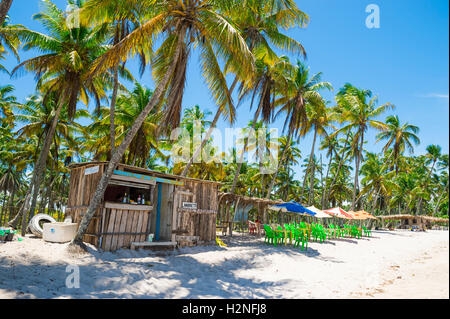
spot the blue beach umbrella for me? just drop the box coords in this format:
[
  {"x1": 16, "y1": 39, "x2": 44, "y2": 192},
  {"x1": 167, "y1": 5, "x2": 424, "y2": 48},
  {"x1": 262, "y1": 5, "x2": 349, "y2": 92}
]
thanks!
[{"x1": 269, "y1": 202, "x2": 316, "y2": 217}]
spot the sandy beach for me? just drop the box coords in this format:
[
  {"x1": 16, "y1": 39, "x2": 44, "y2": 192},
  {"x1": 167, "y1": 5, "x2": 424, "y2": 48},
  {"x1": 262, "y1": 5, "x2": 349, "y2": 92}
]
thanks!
[{"x1": 0, "y1": 229, "x2": 448, "y2": 299}]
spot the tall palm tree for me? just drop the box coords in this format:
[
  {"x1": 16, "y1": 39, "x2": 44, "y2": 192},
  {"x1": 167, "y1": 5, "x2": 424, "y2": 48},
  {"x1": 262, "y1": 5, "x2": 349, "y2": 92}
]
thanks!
[
  {"x1": 72, "y1": 0, "x2": 255, "y2": 248},
  {"x1": 10, "y1": 0, "x2": 111, "y2": 233},
  {"x1": 433, "y1": 154, "x2": 449, "y2": 215},
  {"x1": 416, "y1": 144, "x2": 442, "y2": 214},
  {"x1": 301, "y1": 101, "x2": 334, "y2": 205},
  {"x1": 319, "y1": 133, "x2": 339, "y2": 208},
  {"x1": 333, "y1": 83, "x2": 394, "y2": 210},
  {"x1": 7, "y1": 93, "x2": 88, "y2": 228},
  {"x1": 375, "y1": 115, "x2": 420, "y2": 174},
  {"x1": 266, "y1": 61, "x2": 332, "y2": 200},
  {"x1": 229, "y1": 52, "x2": 293, "y2": 196},
  {"x1": 180, "y1": 0, "x2": 308, "y2": 177}
]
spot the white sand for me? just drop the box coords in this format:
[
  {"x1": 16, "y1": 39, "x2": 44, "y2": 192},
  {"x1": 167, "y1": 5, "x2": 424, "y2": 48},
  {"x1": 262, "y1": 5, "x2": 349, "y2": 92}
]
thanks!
[{"x1": 0, "y1": 230, "x2": 448, "y2": 299}]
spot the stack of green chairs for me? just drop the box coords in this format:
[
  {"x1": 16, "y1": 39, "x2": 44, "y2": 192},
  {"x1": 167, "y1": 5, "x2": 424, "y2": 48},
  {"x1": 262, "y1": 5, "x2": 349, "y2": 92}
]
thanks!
[
  {"x1": 315, "y1": 224, "x2": 327, "y2": 243},
  {"x1": 276, "y1": 225, "x2": 287, "y2": 245},
  {"x1": 311, "y1": 224, "x2": 326, "y2": 243},
  {"x1": 263, "y1": 225, "x2": 277, "y2": 246}
]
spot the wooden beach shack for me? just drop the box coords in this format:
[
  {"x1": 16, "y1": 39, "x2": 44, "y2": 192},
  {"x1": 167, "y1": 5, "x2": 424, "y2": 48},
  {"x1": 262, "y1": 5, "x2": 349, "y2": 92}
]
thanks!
[
  {"x1": 66, "y1": 162, "x2": 221, "y2": 251},
  {"x1": 379, "y1": 214, "x2": 449, "y2": 230}
]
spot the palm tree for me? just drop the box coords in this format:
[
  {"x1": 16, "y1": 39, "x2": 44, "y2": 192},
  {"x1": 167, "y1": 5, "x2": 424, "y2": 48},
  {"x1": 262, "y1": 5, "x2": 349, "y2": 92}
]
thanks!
[
  {"x1": 80, "y1": 1, "x2": 142, "y2": 158},
  {"x1": 180, "y1": 0, "x2": 308, "y2": 177},
  {"x1": 302, "y1": 101, "x2": 334, "y2": 205},
  {"x1": 266, "y1": 61, "x2": 332, "y2": 200},
  {"x1": 359, "y1": 152, "x2": 395, "y2": 211},
  {"x1": 319, "y1": 133, "x2": 339, "y2": 208},
  {"x1": 10, "y1": 0, "x2": 111, "y2": 233},
  {"x1": 228, "y1": 53, "x2": 293, "y2": 196},
  {"x1": 433, "y1": 154, "x2": 449, "y2": 215},
  {"x1": 87, "y1": 82, "x2": 164, "y2": 167},
  {"x1": 333, "y1": 83, "x2": 394, "y2": 210},
  {"x1": 7, "y1": 93, "x2": 87, "y2": 228},
  {"x1": 0, "y1": 16, "x2": 22, "y2": 74},
  {"x1": 72, "y1": 0, "x2": 255, "y2": 249},
  {"x1": 0, "y1": 85, "x2": 17, "y2": 126},
  {"x1": 375, "y1": 115, "x2": 420, "y2": 174},
  {"x1": 416, "y1": 144, "x2": 443, "y2": 214}
]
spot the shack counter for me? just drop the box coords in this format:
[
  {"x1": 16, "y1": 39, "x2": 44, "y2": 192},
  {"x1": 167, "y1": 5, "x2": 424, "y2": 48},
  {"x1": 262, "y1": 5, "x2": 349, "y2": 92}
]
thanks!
[{"x1": 66, "y1": 162, "x2": 221, "y2": 251}]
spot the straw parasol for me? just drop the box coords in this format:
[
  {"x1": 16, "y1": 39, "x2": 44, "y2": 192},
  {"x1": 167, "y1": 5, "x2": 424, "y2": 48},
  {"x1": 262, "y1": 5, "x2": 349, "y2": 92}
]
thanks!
[
  {"x1": 307, "y1": 206, "x2": 332, "y2": 218},
  {"x1": 355, "y1": 210, "x2": 376, "y2": 220},
  {"x1": 324, "y1": 207, "x2": 354, "y2": 219}
]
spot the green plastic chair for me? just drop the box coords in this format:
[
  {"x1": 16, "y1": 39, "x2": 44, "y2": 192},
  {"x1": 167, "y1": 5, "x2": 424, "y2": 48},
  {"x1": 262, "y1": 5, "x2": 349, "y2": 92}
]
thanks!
[
  {"x1": 263, "y1": 225, "x2": 277, "y2": 246},
  {"x1": 293, "y1": 228, "x2": 308, "y2": 251},
  {"x1": 362, "y1": 226, "x2": 371, "y2": 237}
]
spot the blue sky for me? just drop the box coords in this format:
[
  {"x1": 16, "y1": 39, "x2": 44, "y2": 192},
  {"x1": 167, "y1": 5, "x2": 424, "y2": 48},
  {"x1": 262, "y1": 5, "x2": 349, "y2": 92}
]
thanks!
[{"x1": 1, "y1": 0, "x2": 449, "y2": 178}]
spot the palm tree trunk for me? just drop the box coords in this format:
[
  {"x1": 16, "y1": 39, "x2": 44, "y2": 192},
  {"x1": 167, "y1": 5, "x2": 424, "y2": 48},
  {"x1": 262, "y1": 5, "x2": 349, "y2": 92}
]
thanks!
[
  {"x1": 433, "y1": 184, "x2": 448, "y2": 215},
  {"x1": 321, "y1": 150, "x2": 334, "y2": 209},
  {"x1": 7, "y1": 182, "x2": 15, "y2": 222},
  {"x1": 9, "y1": 92, "x2": 68, "y2": 233},
  {"x1": 351, "y1": 129, "x2": 364, "y2": 211},
  {"x1": 0, "y1": 0, "x2": 13, "y2": 25},
  {"x1": 71, "y1": 26, "x2": 188, "y2": 249},
  {"x1": 326, "y1": 132, "x2": 351, "y2": 206},
  {"x1": 265, "y1": 134, "x2": 292, "y2": 199},
  {"x1": 27, "y1": 91, "x2": 67, "y2": 223},
  {"x1": 301, "y1": 128, "x2": 318, "y2": 203},
  {"x1": 417, "y1": 160, "x2": 437, "y2": 215},
  {"x1": 0, "y1": 190, "x2": 7, "y2": 225},
  {"x1": 109, "y1": 65, "x2": 120, "y2": 158},
  {"x1": 308, "y1": 131, "x2": 319, "y2": 205},
  {"x1": 371, "y1": 188, "x2": 380, "y2": 212}
]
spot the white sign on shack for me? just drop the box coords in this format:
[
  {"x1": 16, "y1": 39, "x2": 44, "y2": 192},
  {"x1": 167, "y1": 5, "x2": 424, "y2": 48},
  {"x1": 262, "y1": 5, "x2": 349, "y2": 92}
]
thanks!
[
  {"x1": 84, "y1": 165, "x2": 99, "y2": 176},
  {"x1": 182, "y1": 202, "x2": 197, "y2": 210}
]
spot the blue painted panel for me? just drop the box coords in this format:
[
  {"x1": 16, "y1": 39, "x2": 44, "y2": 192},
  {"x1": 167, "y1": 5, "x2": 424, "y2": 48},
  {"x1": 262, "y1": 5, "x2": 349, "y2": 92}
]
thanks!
[{"x1": 155, "y1": 183, "x2": 162, "y2": 241}]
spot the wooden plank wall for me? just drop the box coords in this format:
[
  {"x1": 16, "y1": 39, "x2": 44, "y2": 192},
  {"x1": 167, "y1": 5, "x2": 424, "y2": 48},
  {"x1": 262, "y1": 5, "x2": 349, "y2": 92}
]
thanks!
[
  {"x1": 173, "y1": 181, "x2": 219, "y2": 242},
  {"x1": 178, "y1": 181, "x2": 219, "y2": 211},
  {"x1": 100, "y1": 208, "x2": 152, "y2": 251},
  {"x1": 176, "y1": 209, "x2": 217, "y2": 241}
]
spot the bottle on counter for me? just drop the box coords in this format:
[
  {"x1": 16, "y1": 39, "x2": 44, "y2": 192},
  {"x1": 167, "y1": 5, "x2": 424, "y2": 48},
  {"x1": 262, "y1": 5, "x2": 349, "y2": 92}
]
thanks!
[
  {"x1": 137, "y1": 195, "x2": 142, "y2": 205},
  {"x1": 123, "y1": 193, "x2": 128, "y2": 203}
]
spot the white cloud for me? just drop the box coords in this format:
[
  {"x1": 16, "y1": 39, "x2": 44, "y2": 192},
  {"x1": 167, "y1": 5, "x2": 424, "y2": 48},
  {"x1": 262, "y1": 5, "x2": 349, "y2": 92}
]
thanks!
[{"x1": 416, "y1": 93, "x2": 449, "y2": 99}]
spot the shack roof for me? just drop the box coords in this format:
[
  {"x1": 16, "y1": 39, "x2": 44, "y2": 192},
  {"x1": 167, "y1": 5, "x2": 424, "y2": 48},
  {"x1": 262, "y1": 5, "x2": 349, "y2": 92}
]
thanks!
[
  {"x1": 378, "y1": 214, "x2": 449, "y2": 223},
  {"x1": 68, "y1": 161, "x2": 222, "y2": 186},
  {"x1": 218, "y1": 192, "x2": 284, "y2": 206}
]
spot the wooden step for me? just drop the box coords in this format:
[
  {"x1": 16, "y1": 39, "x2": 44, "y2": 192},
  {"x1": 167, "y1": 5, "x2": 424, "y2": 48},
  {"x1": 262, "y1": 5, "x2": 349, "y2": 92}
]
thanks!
[{"x1": 131, "y1": 241, "x2": 177, "y2": 251}]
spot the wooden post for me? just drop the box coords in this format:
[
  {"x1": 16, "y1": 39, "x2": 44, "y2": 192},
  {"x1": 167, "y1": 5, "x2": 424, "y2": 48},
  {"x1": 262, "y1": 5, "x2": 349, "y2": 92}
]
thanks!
[{"x1": 230, "y1": 197, "x2": 240, "y2": 237}]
